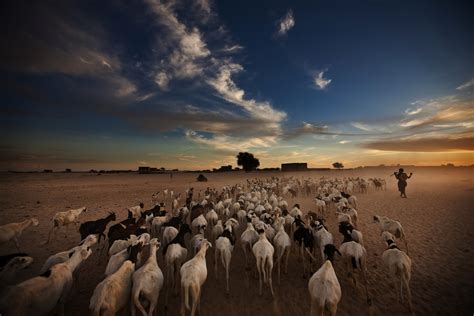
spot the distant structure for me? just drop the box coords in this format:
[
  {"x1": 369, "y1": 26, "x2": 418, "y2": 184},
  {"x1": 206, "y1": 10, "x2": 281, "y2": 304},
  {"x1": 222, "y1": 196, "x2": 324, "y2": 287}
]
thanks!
[
  {"x1": 43, "y1": 169, "x2": 53, "y2": 173},
  {"x1": 281, "y1": 163, "x2": 307, "y2": 171},
  {"x1": 138, "y1": 166, "x2": 150, "y2": 174},
  {"x1": 138, "y1": 166, "x2": 170, "y2": 174},
  {"x1": 215, "y1": 165, "x2": 232, "y2": 172}
]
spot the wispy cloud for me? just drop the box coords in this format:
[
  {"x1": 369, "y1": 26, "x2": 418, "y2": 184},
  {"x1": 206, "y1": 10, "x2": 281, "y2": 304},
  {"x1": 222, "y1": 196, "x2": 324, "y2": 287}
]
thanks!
[
  {"x1": 362, "y1": 94, "x2": 474, "y2": 153},
  {"x1": 363, "y1": 134, "x2": 474, "y2": 152},
  {"x1": 399, "y1": 95, "x2": 474, "y2": 129},
  {"x1": 207, "y1": 62, "x2": 287, "y2": 127},
  {"x1": 456, "y1": 78, "x2": 474, "y2": 90},
  {"x1": 276, "y1": 10, "x2": 295, "y2": 37},
  {"x1": 220, "y1": 45, "x2": 244, "y2": 53},
  {"x1": 351, "y1": 122, "x2": 373, "y2": 131},
  {"x1": 339, "y1": 140, "x2": 351, "y2": 144},
  {"x1": 404, "y1": 107, "x2": 422, "y2": 115},
  {"x1": 185, "y1": 130, "x2": 278, "y2": 153},
  {"x1": 314, "y1": 70, "x2": 332, "y2": 90}
]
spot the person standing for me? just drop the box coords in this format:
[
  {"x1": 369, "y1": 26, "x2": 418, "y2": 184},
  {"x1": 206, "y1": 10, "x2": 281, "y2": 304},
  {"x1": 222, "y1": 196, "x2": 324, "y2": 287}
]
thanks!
[{"x1": 394, "y1": 168, "x2": 412, "y2": 198}]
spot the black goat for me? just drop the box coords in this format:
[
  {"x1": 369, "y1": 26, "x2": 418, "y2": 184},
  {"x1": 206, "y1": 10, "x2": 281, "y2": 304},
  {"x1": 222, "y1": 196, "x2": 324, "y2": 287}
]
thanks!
[
  {"x1": 341, "y1": 192, "x2": 351, "y2": 199},
  {"x1": 127, "y1": 242, "x2": 144, "y2": 264},
  {"x1": 219, "y1": 226, "x2": 236, "y2": 246},
  {"x1": 293, "y1": 217, "x2": 315, "y2": 278},
  {"x1": 162, "y1": 215, "x2": 184, "y2": 230},
  {"x1": 79, "y1": 212, "x2": 116, "y2": 242},
  {"x1": 339, "y1": 221, "x2": 355, "y2": 243},
  {"x1": 107, "y1": 217, "x2": 146, "y2": 249},
  {"x1": 142, "y1": 203, "x2": 166, "y2": 218},
  {"x1": 162, "y1": 224, "x2": 191, "y2": 255},
  {"x1": 323, "y1": 244, "x2": 341, "y2": 263}
]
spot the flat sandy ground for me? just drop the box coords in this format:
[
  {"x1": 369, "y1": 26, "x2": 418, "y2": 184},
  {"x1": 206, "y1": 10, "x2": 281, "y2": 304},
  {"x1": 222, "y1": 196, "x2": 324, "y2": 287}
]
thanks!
[{"x1": 0, "y1": 167, "x2": 473, "y2": 315}]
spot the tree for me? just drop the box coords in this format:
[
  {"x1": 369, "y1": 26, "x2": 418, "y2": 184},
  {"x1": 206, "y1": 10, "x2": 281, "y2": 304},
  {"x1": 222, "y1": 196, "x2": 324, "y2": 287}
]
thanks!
[
  {"x1": 236, "y1": 152, "x2": 260, "y2": 172},
  {"x1": 332, "y1": 162, "x2": 344, "y2": 169}
]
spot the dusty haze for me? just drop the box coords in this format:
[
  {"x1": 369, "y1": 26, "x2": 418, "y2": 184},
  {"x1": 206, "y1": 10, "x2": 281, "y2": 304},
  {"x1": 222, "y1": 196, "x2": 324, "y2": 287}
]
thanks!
[{"x1": 0, "y1": 167, "x2": 473, "y2": 315}]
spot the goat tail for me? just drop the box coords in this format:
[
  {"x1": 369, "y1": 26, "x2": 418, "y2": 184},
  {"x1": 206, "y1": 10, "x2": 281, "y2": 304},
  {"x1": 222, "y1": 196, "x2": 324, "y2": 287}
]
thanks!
[
  {"x1": 90, "y1": 290, "x2": 105, "y2": 316},
  {"x1": 184, "y1": 284, "x2": 190, "y2": 310},
  {"x1": 220, "y1": 249, "x2": 227, "y2": 269},
  {"x1": 351, "y1": 257, "x2": 358, "y2": 269},
  {"x1": 260, "y1": 257, "x2": 267, "y2": 284},
  {"x1": 133, "y1": 289, "x2": 147, "y2": 316}
]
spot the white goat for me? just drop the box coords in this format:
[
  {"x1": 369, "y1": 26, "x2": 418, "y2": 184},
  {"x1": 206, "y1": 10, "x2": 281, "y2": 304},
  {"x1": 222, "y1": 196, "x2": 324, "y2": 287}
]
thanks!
[
  {"x1": 214, "y1": 222, "x2": 235, "y2": 293},
  {"x1": 273, "y1": 221, "x2": 291, "y2": 284},
  {"x1": 162, "y1": 226, "x2": 179, "y2": 249},
  {"x1": 374, "y1": 215, "x2": 408, "y2": 253},
  {"x1": 339, "y1": 236, "x2": 372, "y2": 306},
  {"x1": 0, "y1": 246, "x2": 91, "y2": 316},
  {"x1": 0, "y1": 218, "x2": 39, "y2": 251},
  {"x1": 205, "y1": 209, "x2": 218, "y2": 232},
  {"x1": 308, "y1": 260, "x2": 341, "y2": 316},
  {"x1": 89, "y1": 254, "x2": 140, "y2": 316},
  {"x1": 180, "y1": 239, "x2": 212, "y2": 316},
  {"x1": 237, "y1": 209, "x2": 247, "y2": 225},
  {"x1": 151, "y1": 213, "x2": 172, "y2": 238},
  {"x1": 212, "y1": 220, "x2": 224, "y2": 242},
  {"x1": 105, "y1": 235, "x2": 148, "y2": 276},
  {"x1": 127, "y1": 203, "x2": 145, "y2": 219},
  {"x1": 241, "y1": 221, "x2": 259, "y2": 269},
  {"x1": 108, "y1": 234, "x2": 138, "y2": 256},
  {"x1": 381, "y1": 232, "x2": 413, "y2": 311},
  {"x1": 313, "y1": 222, "x2": 334, "y2": 261},
  {"x1": 252, "y1": 225, "x2": 274, "y2": 297},
  {"x1": 40, "y1": 234, "x2": 97, "y2": 274},
  {"x1": 314, "y1": 198, "x2": 327, "y2": 215},
  {"x1": 190, "y1": 226, "x2": 206, "y2": 255},
  {"x1": 46, "y1": 207, "x2": 86, "y2": 243},
  {"x1": 192, "y1": 214, "x2": 207, "y2": 234},
  {"x1": 164, "y1": 241, "x2": 188, "y2": 302},
  {"x1": 131, "y1": 238, "x2": 164, "y2": 316}
]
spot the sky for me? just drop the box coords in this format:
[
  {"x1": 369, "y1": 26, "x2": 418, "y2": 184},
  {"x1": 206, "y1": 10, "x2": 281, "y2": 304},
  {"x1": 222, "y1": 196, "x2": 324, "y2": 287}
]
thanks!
[{"x1": 1, "y1": 0, "x2": 473, "y2": 171}]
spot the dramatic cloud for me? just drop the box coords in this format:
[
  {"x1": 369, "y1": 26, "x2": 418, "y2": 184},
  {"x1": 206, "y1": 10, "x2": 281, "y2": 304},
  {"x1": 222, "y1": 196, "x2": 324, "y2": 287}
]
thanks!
[
  {"x1": 117, "y1": 103, "x2": 280, "y2": 138},
  {"x1": 1, "y1": 2, "x2": 137, "y2": 97},
  {"x1": 314, "y1": 70, "x2": 332, "y2": 90},
  {"x1": 145, "y1": 0, "x2": 286, "y2": 145},
  {"x1": 456, "y1": 78, "x2": 474, "y2": 90},
  {"x1": 276, "y1": 10, "x2": 295, "y2": 37},
  {"x1": 364, "y1": 135, "x2": 474, "y2": 152},
  {"x1": 146, "y1": 0, "x2": 211, "y2": 87}
]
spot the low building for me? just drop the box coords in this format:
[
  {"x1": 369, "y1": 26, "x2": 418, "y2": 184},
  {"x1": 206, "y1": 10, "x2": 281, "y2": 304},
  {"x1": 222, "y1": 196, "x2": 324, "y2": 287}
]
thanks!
[
  {"x1": 281, "y1": 163, "x2": 307, "y2": 171},
  {"x1": 138, "y1": 166, "x2": 150, "y2": 174}
]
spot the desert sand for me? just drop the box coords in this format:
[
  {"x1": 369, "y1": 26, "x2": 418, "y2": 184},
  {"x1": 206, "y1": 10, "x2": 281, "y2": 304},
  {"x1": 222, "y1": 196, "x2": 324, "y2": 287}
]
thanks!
[{"x1": 0, "y1": 167, "x2": 473, "y2": 315}]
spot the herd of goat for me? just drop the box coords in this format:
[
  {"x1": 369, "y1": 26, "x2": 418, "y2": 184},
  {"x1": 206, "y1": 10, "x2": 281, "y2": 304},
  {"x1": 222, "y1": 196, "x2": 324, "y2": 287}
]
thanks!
[{"x1": 0, "y1": 176, "x2": 413, "y2": 316}]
